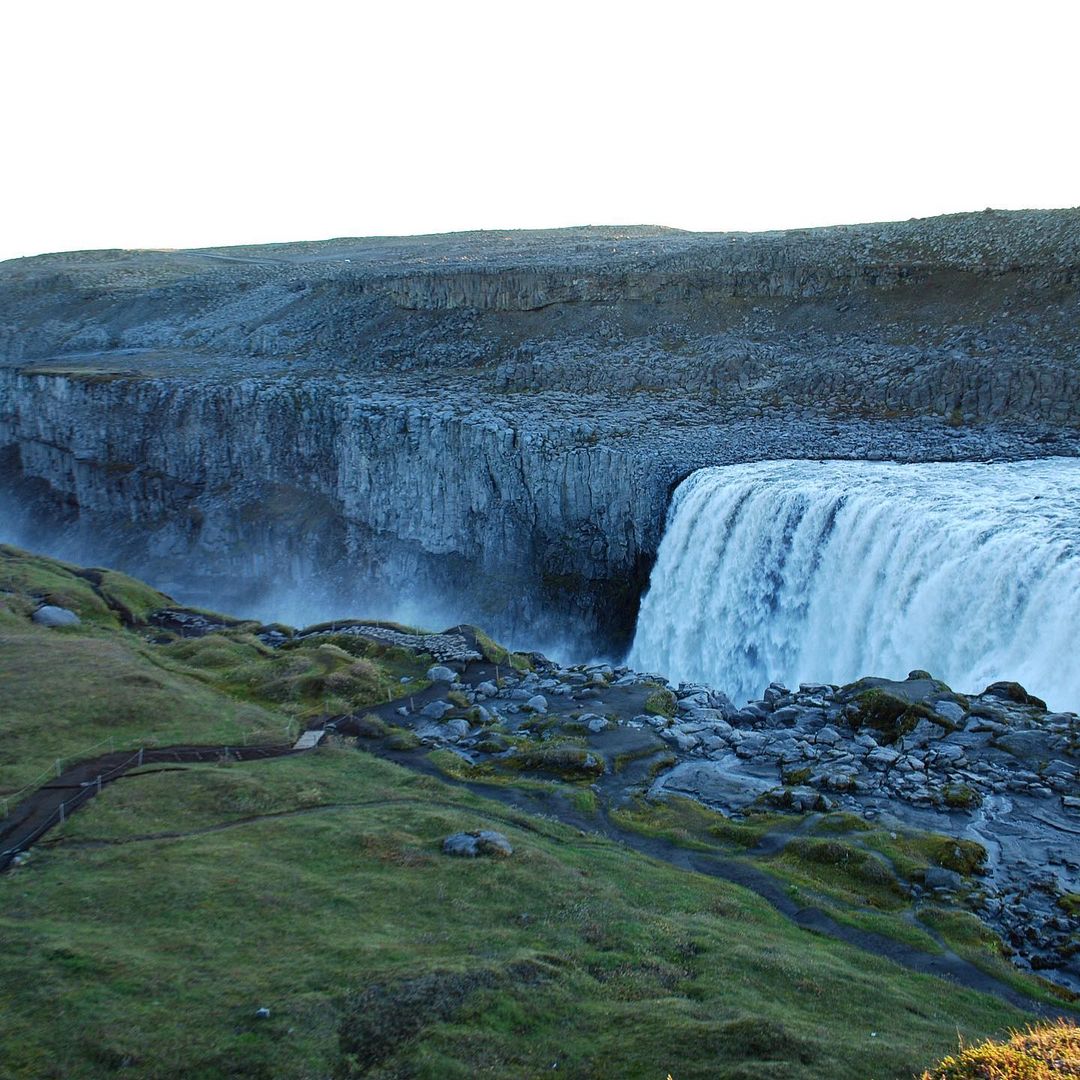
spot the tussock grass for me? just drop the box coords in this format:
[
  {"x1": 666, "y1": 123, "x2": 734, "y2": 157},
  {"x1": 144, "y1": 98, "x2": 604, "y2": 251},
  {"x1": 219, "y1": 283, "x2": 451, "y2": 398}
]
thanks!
[{"x1": 920, "y1": 1019, "x2": 1079, "y2": 1078}]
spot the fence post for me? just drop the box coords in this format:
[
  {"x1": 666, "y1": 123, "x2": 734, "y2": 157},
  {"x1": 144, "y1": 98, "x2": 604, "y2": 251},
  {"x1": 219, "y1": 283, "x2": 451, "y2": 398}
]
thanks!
[
  {"x1": 59, "y1": 802, "x2": 65, "y2": 825},
  {"x1": 138, "y1": 748, "x2": 144, "y2": 767},
  {"x1": 55, "y1": 759, "x2": 62, "y2": 778},
  {"x1": 96, "y1": 775, "x2": 102, "y2": 794}
]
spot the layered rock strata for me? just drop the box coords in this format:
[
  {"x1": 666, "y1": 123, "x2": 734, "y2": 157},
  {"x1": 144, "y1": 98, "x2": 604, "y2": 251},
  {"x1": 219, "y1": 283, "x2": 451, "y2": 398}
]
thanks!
[{"x1": 1, "y1": 212, "x2": 1079, "y2": 646}]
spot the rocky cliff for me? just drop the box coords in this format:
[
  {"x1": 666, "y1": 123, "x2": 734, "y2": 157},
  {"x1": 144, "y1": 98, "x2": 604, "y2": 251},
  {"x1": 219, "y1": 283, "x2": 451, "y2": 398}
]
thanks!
[{"x1": 1, "y1": 212, "x2": 1078, "y2": 649}]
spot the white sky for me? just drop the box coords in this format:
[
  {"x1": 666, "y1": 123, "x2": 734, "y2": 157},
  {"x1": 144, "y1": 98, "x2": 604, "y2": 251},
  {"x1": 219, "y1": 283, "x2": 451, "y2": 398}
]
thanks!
[{"x1": 2, "y1": 0, "x2": 1077, "y2": 261}]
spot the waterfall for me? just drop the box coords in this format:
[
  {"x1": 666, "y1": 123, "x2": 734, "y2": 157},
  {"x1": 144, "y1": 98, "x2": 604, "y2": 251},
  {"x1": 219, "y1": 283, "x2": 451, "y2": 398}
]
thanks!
[{"x1": 628, "y1": 459, "x2": 1080, "y2": 711}]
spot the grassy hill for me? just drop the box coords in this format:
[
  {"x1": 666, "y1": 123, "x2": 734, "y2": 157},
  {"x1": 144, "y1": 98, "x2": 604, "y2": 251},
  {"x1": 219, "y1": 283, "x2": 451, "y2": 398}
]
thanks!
[{"x1": 0, "y1": 545, "x2": 1063, "y2": 1077}]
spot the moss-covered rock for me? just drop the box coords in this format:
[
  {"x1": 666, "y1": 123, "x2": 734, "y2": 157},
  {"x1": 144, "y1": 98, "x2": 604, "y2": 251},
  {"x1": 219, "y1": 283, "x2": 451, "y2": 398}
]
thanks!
[
  {"x1": 643, "y1": 685, "x2": 677, "y2": 718},
  {"x1": 506, "y1": 744, "x2": 605, "y2": 780}
]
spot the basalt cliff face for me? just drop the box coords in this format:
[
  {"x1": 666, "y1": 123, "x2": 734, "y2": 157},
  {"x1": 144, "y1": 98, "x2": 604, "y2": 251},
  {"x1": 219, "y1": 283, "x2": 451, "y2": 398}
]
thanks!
[{"x1": 1, "y1": 212, "x2": 1079, "y2": 649}]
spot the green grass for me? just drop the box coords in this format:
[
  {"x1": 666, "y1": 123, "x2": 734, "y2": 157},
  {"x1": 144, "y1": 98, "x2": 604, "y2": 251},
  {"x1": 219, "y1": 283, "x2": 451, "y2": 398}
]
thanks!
[
  {"x1": 0, "y1": 547, "x2": 432, "y2": 798},
  {"x1": 766, "y1": 837, "x2": 908, "y2": 911},
  {"x1": 0, "y1": 749, "x2": 1032, "y2": 1079},
  {"x1": 473, "y1": 626, "x2": 532, "y2": 672},
  {"x1": 0, "y1": 546, "x2": 1063, "y2": 1076},
  {"x1": 611, "y1": 795, "x2": 790, "y2": 851},
  {"x1": 0, "y1": 543, "x2": 172, "y2": 630},
  {"x1": 0, "y1": 623, "x2": 289, "y2": 798},
  {"x1": 609, "y1": 800, "x2": 1064, "y2": 1007}
]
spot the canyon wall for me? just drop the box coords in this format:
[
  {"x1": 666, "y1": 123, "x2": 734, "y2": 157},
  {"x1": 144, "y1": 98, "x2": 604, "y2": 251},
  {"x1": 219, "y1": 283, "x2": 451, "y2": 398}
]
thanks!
[{"x1": 1, "y1": 212, "x2": 1078, "y2": 650}]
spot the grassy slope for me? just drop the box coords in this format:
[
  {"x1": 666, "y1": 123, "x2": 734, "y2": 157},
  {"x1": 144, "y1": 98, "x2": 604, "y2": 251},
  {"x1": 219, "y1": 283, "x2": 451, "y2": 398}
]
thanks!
[
  {"x1": 0, "y1": 546, "x2": 1054, "y2": 1077},
  {"x1": 0, "y1": 546, "x2": 429, "y2": 798},
  {"x1": 0, "y1": 749, "x2": 1027, "y2": 1080}
]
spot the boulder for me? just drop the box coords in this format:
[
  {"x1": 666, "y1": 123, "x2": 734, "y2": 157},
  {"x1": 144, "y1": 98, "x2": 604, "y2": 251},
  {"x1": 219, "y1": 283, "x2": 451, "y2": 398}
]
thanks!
[
  {"x1": 525, "y1": 695, "x2": 548, "y2": 713},
  {"x1": 931, "y1": 700, "x2": 967, "y2": 725},
  {"x1": 982, "y1": 681, "x2": 1048, "y2": 710},
  {"x1": 426, "y1": 665, "x2": 457, "y2": 683},
  {"x1": 443, "y1": 718, "x2": 470, "y2": 739},
  {"x1": 650, "y1": 759, "x2": 777, "y2": 813},
  {"x1": 32, "y1": 605, "x2": 81, "y2": 628},
  {"x1": 421, "y1": 700, "x2": 453, "y2": 720},
  {"x1": 924, "y1": 866, "x2": 964, "y2": 891},
  {"x1": 442, "y1": 830, "x2": 514, "y2": 858}
]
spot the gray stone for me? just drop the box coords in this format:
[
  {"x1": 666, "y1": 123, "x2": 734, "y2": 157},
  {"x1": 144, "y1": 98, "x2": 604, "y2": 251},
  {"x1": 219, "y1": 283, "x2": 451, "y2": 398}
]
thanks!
[
  {"x1": 866, "y1": 747, "x2": 900, "y2": 769},
  {"x1": 924, "y1": 866, "x2": 964, "y2": 891},
  {"x1": 442, "y1": 830, "x2": 514, "y2": 858},
  {"x1": 421, "y1": 700, "x2": 453, "y2": 720},
  {"x1": 426, "y1": 665, "x2": 457, "y2": 683},
  {"x1": 651, "y1": 759, "x2": 778, "y2": 812},
  {"x1": 931, "y1": 700, "x2": 967, "y2": 724},
  {"x1": 32, "y1": 605, "x2": 80, "y2": 627},
  {"x1": 996, "y1": 730, "x2": 1063, "y2": 761},
  {"x1": 525, "y1": 695, "x2": 548, "y2": 713}
]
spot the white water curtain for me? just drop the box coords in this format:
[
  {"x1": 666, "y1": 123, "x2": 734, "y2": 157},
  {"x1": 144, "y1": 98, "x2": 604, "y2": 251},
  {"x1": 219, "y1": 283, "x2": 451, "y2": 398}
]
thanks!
[{"x1": 629, "y1": 459, "x2": 1080, "y2": 711}]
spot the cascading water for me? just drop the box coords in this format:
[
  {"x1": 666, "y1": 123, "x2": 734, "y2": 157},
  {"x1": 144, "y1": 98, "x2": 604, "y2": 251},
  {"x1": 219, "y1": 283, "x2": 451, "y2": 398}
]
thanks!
[{"x1": 628, "y1": 458, "x2": 1080, "y2": 711}]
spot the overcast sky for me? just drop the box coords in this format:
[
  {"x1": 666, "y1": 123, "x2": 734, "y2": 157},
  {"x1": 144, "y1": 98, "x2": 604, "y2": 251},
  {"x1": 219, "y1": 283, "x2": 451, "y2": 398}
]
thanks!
[{"x1": 2, "y1": 0, "x2": 1076, "y2": 261}]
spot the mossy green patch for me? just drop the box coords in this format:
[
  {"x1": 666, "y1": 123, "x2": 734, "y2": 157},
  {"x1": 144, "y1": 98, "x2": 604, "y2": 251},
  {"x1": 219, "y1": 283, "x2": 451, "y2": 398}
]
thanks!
[
  {"x1": 612, "y1": 795, "x2": 788, "y2": 852},
  {"x1": 0, "y1": 544, "x2": 171, "y2": 629},
  {"x1": 643, "y1": 684, "x2": 677, "y2": 718}
]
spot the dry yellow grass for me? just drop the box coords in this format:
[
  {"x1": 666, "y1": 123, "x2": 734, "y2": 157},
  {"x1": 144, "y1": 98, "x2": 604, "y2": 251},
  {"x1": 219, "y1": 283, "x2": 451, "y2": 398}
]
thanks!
[{"x1": 920, "y1": 1019, "x2": 1079, "y2": 1079}]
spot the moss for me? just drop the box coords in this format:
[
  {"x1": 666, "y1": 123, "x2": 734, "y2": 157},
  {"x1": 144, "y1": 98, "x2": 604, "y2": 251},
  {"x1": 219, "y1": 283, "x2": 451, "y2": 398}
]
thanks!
[
  {"x1": 1058, "y1": 894, "x2": 1080, "y2": 917},
  {"x1": 645, "y1": 753, "x2": 677, "y2": 780},
  {"x1": 919, "y1": 1019, "x2": 1080, "y2": 1079},
  {"x1": 942, "y1": 783, "x2": 982, "y2": 809},
  {"x1": 612, "y1": 795, "x2": 786, "y2": 852},
  {"x1": 643, "y1": 685, "x2": 677, "y2": 718},
  {"x1": 612, "y1": 744, "x2": 665, "y2": 772},
  {"x1": 355, "y1": 713, "x2": 390, "y2": 739},
  {"x1": 472, "y1": 627, "x2": 509, "y2": 665},
  {"x1": 927, "y1": 837, "x2": 987, "y2": 877},
  {"x1": 569, "y1": 788, "x2": 599, "y2": 814},
  {"x1": 862, "y1": 829, "x2": 987, "y2": 881},
  {"x1": 813, "y1": 813, "x2": 873, "y2": 835},
  {"x1": 982, "y1": 681, "x2": 1048, "y2": 710},
  {"x1": 853, "y1": 689, "x2": 934, "y2": 743},
  {"x1": 385, "y1": 729, "x2": 421, "y2": 751},
  {"x1": 446, "y1": 690, "x2": 471, "y2": 709},
  {"x1": 505, "y1": 745, "x2": 605, "y2": 781}
]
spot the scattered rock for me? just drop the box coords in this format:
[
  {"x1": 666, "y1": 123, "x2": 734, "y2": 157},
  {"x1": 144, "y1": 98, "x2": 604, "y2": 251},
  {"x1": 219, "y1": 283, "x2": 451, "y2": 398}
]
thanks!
[{"x1": 442, "y1": 830, "x2": 514, "y2": 858}]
